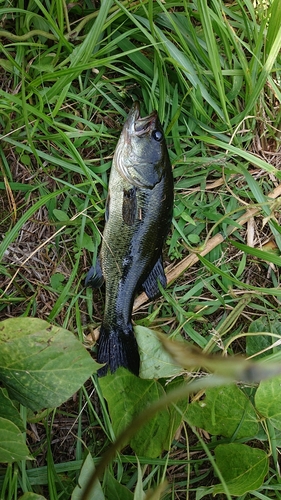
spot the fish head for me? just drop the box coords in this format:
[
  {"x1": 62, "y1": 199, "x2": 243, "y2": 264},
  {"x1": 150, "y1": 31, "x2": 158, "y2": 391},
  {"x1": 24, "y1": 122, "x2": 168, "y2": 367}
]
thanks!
[{"x1": 114, "y1": 102, "x2": 170, "y2": 189}]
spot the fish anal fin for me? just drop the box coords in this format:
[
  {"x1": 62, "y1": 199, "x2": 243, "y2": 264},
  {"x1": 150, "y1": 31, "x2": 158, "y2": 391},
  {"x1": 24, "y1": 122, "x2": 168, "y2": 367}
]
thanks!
[
  {"x1": 122, "y1": 187, "x2": 137, "y2": 226},
  {"x1": 85, "y1": 257, "x2": 104, "y2": 288},
  {"x1": 141, "y1": 255, "x2": 167, "y2": 300}
]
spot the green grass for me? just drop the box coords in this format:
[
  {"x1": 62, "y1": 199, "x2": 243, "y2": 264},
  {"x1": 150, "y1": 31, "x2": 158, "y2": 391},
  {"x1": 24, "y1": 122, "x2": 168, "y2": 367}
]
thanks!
[{"x1": 0, "y1": 0, "x2": 281, "y2": 498}]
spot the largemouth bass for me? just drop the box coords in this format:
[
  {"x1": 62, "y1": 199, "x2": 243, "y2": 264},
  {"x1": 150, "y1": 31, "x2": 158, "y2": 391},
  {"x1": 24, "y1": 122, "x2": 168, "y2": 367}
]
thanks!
[{"x1": 86, "y1": 102, "x2": 174, "y2": 376}]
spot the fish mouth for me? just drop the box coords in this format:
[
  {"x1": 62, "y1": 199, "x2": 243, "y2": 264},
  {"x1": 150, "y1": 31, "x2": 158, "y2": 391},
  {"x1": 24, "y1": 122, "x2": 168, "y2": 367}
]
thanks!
[
  {"x1": 116, "y1": 102, "x2": 159, "y2": 188},
  {"x1": 126, "y1": 101, "x2": 157, "y2": 136}
]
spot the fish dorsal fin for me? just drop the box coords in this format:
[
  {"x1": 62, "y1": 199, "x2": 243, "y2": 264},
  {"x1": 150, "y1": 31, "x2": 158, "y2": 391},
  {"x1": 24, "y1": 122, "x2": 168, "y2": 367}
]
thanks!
[{"x1": 122, "y1": 187, "x2": 137, "y2": 226}]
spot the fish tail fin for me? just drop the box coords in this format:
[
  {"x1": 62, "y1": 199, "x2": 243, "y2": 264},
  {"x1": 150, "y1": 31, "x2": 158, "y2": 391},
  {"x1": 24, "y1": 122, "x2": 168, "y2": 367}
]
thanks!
[{"x1": 97, "y1": 324, "x2": 140, "y2": 377}]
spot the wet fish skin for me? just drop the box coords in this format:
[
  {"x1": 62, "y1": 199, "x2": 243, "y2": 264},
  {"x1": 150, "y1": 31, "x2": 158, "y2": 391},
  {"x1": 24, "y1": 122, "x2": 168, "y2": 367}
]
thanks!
[{"x1": 86, "y1": 102, "x2": 174, "y2": 376}]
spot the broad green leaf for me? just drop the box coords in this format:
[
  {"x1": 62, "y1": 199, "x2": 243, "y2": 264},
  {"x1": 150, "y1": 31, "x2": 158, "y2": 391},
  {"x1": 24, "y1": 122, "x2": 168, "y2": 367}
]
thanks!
[
  {"x1": 188, "y1": 233, "x2": 201, "y2": 244},
  {"x1": 255, "y1": 375, "x2": 281, "y2": 430},
  {"x1": 0, "y1": 417, "x2": 32, "y2": 463},
  {"x1": 99, "y1": 369, "x2": 171, "y2": 458},
  {"x1": 50, "y1": 273, "x2": 65, "y2": 290},
  {"x1": 184, "y1": 385, "x2": 259, "y2": 439},
  {"x1": 71, "y1": 453, "x2": 104, "y2": 500},
  {"x1": 247, "y1": 334, "x2": 277, "y2": 360},
  {"x1": 246, "y1": 315, "x2": 281, "y2": 360},
  {"x1": 53, "y1": 208, "x2": 69, "y2": 221},
  {"x1": 213, "y1": 443, "x2": 268, "y2": 495},
  {"x1": 135, "y1": 326, "x2": 183, "y2": 379},
  {"x1": 105, "y1": 472, "x2": 133, "y2": 500},
  {"x1": 79, "y1": 232, "x2": 96, "y2": 252},
  {"x1": 0, "y1": 318, "x2": 98, "y2": 411},
  {"x1": 21, "y1": 154, "x2": 31, "y2": 166},
  {"x1": 0, "y1": 388, "x2": 25, "y2": 432},
  {"x1": 134, "y1": 410, "x2": 171, "y2": 457}
]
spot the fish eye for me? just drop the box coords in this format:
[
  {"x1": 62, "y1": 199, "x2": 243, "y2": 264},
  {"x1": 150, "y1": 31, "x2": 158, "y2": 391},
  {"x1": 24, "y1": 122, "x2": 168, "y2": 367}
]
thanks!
[{"x1": 152, "y1": 129, "x2": 163, "y2": 142}]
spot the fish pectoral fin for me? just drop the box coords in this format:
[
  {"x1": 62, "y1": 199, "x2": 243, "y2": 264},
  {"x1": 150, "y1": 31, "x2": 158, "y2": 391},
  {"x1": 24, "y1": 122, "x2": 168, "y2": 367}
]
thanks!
[
  {"x1": 85, "y1": 257, "x2": 104, "y2": 288},
  {"x1": 122, "y1": 187, "x2": 137, "y2": 225},
  {"x1": 105, "y1": 191, "x2": 110, "y2": 222},
  {"x1": 141, "y1": 255, "x2": 167, "y2": 299}
]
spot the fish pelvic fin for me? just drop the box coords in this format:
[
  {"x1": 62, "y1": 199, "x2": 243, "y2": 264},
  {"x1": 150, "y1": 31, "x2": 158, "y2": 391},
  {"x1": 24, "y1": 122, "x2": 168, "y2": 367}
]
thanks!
[
  {"x1": 85, "y1": 257, "x2": 104, "y2": 288},
  {"x1": 97, "y1": 324, "x2": 140, "y2": 377}
]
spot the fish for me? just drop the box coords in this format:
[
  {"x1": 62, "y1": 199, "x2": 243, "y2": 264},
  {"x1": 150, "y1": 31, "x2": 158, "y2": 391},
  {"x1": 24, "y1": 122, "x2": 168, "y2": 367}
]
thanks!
[{"x1": 86, "y1": 102, "x2": 174, "y2": 376}]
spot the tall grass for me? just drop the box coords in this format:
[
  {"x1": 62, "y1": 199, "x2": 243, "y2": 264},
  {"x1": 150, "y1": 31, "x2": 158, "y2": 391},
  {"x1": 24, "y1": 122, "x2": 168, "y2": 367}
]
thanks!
[{"x1": 0, "y1": 0, "x2": 281, "y2": 498}]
